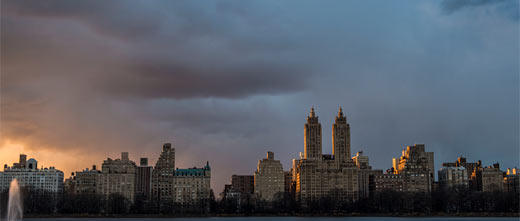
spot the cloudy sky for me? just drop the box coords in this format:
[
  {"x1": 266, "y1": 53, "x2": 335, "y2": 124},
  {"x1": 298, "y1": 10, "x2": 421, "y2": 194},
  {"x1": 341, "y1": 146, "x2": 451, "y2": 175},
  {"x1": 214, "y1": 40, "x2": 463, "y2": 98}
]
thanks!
[{"x1": 1, "y1": 0, "x2": 519, "y2": 192}]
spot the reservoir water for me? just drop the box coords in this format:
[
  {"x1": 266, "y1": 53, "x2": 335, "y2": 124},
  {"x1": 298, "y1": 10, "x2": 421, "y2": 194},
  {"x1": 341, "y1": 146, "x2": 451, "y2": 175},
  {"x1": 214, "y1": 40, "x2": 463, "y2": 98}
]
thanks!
[{"x1": 23, "y1": 217, "x2": 518, "y2": 221}]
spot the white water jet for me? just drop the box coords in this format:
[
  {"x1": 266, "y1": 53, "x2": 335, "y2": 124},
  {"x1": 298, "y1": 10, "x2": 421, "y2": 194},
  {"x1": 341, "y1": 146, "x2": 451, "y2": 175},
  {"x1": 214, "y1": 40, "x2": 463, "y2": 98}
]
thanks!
[{"x1": 7, "y1": 178, "x2": 22, "y2": 221}]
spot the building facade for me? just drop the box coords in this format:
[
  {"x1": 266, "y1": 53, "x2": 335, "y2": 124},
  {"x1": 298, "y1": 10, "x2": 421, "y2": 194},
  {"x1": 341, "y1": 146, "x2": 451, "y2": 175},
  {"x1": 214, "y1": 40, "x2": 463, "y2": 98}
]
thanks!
[
  {"x1": 97, "y1": 152, "x2": 137, "y2": 202},
  {"x1": 136, "y1": 158, "x2": 153, "y2": 200},
  {"x1": 284, "y1": 170, "x2": 293, "y2": 194},
  {"x1": 393, "y1": 144, "x2": 434, "y2": 192},
  {"x1": 442, "y1": 156, "x2": 480, "y2": 180},
  {"x1": 74, "y1": 165, "x2": 101, "y2": 195},
  {"x1": 471, "y1": 164, "x2": 504, "y2": 192},
  {"x1": 231, "y1": 175, "x2": 254, "y2": 196},
  {"x1": 438, "y1": 166, "x2": 469, "y2": 190},
  {"x1": 173, "y1": 162, "x2": 211, "y2": 204},
  {"x1": 0, "y1": 155, "x2": 64, "y2": 193},
  {"x1": 352, "y1": 151, "x2": 381, "y2": 198},
  {"x1": 254, "y1": 151, "x2": 284, "y2": 201},
  {"x1": 504, "y1": 168, "x2": 519, "y2": 193},
  {"x1": 370, "y1": 173, "x2": 405, "y2": 192},
  {"x1": 293, "y1": 108, "x2": 359, "y2": 203},
  {"x1": 152, "y1": 143, "x2": 176, "y2": 205}
]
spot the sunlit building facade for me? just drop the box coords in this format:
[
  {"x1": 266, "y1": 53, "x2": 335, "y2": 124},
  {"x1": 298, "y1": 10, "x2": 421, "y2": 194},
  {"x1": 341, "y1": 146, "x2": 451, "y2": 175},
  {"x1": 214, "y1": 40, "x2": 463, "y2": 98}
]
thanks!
[
  {"x1": 0, "y1": 155, "x2": 64, "y2": 193},
  {"x1": 97, "y1": 152, "x2": 137, "y2": 202},
  {"x1": 393, "y1": 144, "x2": 434, "y2": 192},
  {"x1": 254, "y1": 151, "x2": 284, "y2": 201},
  {"x1": 293, "y1": 108, "x2": 359, "y2": 204},
  {"x1": 471, "y1": 163, "x2": 504, "y2": 192}
]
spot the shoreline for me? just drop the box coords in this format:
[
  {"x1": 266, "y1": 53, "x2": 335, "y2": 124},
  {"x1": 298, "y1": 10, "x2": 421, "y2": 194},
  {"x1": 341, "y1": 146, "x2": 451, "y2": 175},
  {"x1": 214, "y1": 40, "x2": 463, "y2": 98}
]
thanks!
[{"x1": 23, "y1": 212, "x2": 520, "y2": 218}]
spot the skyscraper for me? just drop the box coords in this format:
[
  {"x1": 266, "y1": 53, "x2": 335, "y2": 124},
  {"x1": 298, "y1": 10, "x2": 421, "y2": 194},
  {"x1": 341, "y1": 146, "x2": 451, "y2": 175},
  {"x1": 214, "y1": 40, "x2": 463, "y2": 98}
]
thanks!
[
  {"x1": 333, "y1": 107, "x2": 350, "y2": 163},
  {"x1": 97, "y1": 152, "x2": 137, "y2": 202},
  {"x1": 304, "y1": 107, "x2": 322, "y2": 159},
  {"x1": 254, "y1": 151, "x2": 284, "y2": 201},
  {"x1": 293, "y1": 107, "x2": 359, "y2": 204},
  {"x1": 393, "y1": 144, "x2": 434, "y2": 192},
  {"x1": 152, "y1": 143, "x2": 176, "y2": 206},
  {"x1": 136, "y1": 158, "x2": 153, "y2": 200}
]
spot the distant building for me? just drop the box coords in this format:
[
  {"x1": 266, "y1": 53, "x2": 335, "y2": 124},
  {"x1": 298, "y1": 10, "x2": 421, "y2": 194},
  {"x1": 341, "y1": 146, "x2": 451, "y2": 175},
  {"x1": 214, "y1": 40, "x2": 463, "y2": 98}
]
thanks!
[
  {"x1": 438, "y1": 166, "x2": 469, "y2": 190},
  {"x1": 97, "y1": 152, "x2": 137, "y2": 202},
  {"x1": 64, "y1": 174, "x2": 76, "y2": 194},
  {"x1": 293, "y1": 108, "x2": 359, "y2": 203},
  {"x1": 173, "y1": 162, "x2": 211, "y2": 204},
  {"x1": 352, "y1": 151, "x2": 381, "y2": 198},
  {"x1": 231, "y1": 175, "x2": 254, "y2": 196},
  {"x1": 0, "y1": 155, "x2": 64, "y2": 193},
  {"x1": 149, "y1": 142, "x2": 211, "y2": 207},
  {"x1": 471, "y1": 163, "x2": 504, "y2": 192},
  {"x1": 254, "y1": 151, "x2": 284, "y2": 201},
  {"x1": 504, "y1": 168, "x2": 519, "y2": 193},
  {"x1": 152, "y1": 143, "x2": 176, "y2": 206},
  {"x1": 393, "y1": 144, "x2": 434, "y2": 192},
  {"x1": 284, "y1": 170, "x2": 293, "y2": 193},
  {"x1": 136, "y1": 158, "x2": 153, "y2": 200},
  {"x1": 442, "y1": 156, "x2": 480, "y2": 180},
  {"x1": 75, "y1": 165, "x2": 101, "y2": 195},
  {"x1": 370, "y1": 172, "x2": 404, "y2": 193},
  {"x1": 221, "y1": 184, "x2": 242, "y2": 205}
]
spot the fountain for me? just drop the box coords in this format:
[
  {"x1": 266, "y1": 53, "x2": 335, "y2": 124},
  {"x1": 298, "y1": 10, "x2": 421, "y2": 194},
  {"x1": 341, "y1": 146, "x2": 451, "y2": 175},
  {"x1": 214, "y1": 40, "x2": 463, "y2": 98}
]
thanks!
[{"x1": 7, "y1": 179, "x2": 22, "y2": 221}]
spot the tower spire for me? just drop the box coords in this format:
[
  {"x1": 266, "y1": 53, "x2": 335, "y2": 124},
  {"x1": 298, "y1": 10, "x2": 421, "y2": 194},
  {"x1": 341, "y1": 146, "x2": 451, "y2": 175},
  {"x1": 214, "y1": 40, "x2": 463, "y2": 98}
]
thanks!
[{"x1": 310, "y1": 106, "x2": 315, "y2": 117}]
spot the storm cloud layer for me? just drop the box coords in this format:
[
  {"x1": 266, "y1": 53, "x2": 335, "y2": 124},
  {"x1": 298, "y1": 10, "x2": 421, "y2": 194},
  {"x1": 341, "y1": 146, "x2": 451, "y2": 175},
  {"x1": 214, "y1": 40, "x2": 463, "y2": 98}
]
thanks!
[{"x1": 1, "y1": 0, "x2": 518, "y2": 191}]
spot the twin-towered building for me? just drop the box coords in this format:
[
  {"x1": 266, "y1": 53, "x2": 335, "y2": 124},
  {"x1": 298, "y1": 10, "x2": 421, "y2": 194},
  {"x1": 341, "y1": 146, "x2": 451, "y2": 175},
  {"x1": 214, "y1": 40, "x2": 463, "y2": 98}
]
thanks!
[
  {"x1": 2, "y1": 107, "x2": 518, "y2": 211},
  {"x1": 224, "y1": 107, "x2": 435, "y2": 205},
  {"x1": 293, "y1": 107, "x2": 359, "y2": 203}
]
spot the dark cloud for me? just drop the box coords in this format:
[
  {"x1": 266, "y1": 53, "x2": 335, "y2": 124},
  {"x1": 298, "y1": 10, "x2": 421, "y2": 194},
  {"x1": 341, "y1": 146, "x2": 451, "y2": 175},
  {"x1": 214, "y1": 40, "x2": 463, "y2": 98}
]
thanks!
[
  {"x1": 3, "y1": 0, "x2": 309, "y2": 100},
  {"x1": 440, "y1": 0, "x2": 519, "y2": 21},
  {"x1": 1, "y1": 0, "x2": 518, "y2": 192}
]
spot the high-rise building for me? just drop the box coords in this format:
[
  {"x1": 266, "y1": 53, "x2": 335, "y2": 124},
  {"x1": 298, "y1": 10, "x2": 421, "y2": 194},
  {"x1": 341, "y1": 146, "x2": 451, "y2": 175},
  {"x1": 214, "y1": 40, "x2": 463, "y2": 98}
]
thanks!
[
  {"x1": 254, "y1": 152, "x2": 284, "y2": 201},
  {"x1": 293, "y1": 108, "x2": 359, "y2": 204},
  {"x1": 152, "y1": 143, "x2": 176, "y2": 205},
  {"x1": 12, "y1": 154, "x2": 27, "y2": 169},
  {"x1": 284, "y1": 170, "x2": 293, "y2": 193},
  {"x1": 97, "y1": 152, "x2": 137, "y2": 202},
  {"x1": 173, "y1": 162, "x2": 211, "y2": 204},
  {"x1": 333, "y1": 107, "x2": 350, "y2": 163},
  {"x1": 393, "y1": 144, "x2": 434, "y2": 192},
  {"x1": 471, "y1": 163, "x2": 504, "y2": 192},
  {"x1": 442, "y1": 156, "x2": 480, "y2": 180},
  {"x1": 438, "y1": 166, "x2": 469, "y2": 190},
  {"x1": 136, "y1": 158, "x2": 153, "y2": 200},
  {"x1": 151, "y1": 142, "x2": 212, "y2": 207},
  {"x1": 74, "y1": 165, "x2": 101, "y2": 195},
  {"x1": 504, "y1": 168, "x2": 519, "y2": 193},
  {"x1": 352, "y1": 151, "x2": 381, "y2": 198},
  {"x1": 231, "y1": 175, "x2": 254, "y2": 196},
  {"x1": 0, "y1": 155, "x2": 63, "y2": 193}
]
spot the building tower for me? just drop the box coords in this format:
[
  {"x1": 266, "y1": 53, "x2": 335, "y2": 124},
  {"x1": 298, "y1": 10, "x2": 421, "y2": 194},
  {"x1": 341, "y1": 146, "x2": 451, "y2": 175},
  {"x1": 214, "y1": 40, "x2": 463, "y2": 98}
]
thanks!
[
  {"x1": 152, "y1": 143, "x2": 176, "y2": 206},
  {"x1": 332, "y1": 107, "x2": 350, "y2": 163},
  {"x1": 304, "y1": 107, "x2": 322, "y2": 160},
  {"x1": 254, "y1": 151, "x2": 284, "y2": 201}
]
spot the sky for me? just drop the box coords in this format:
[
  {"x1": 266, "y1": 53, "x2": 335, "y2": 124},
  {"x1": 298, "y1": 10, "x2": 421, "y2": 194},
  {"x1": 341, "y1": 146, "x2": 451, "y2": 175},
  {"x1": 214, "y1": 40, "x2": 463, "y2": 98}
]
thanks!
[{"x1": 1, "y1": 0, "x2": 519, "y2": 193}]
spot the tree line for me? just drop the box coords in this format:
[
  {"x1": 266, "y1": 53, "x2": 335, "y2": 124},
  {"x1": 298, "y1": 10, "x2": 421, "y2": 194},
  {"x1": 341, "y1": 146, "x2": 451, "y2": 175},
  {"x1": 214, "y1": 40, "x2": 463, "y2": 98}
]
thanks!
[{"x1": 0, "y1": 187, "x2": 518, "y2": 216}]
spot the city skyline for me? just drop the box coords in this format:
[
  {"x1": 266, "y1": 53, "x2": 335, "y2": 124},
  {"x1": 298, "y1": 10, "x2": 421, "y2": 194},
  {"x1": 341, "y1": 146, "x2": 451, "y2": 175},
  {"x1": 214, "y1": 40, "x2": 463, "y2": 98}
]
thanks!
[
  {"x1": 1, "y1": 0, "x2": 519, "y2": 195},
  {"x1": 1, "y1": 106, "x2": 517, "y2": 192}
]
